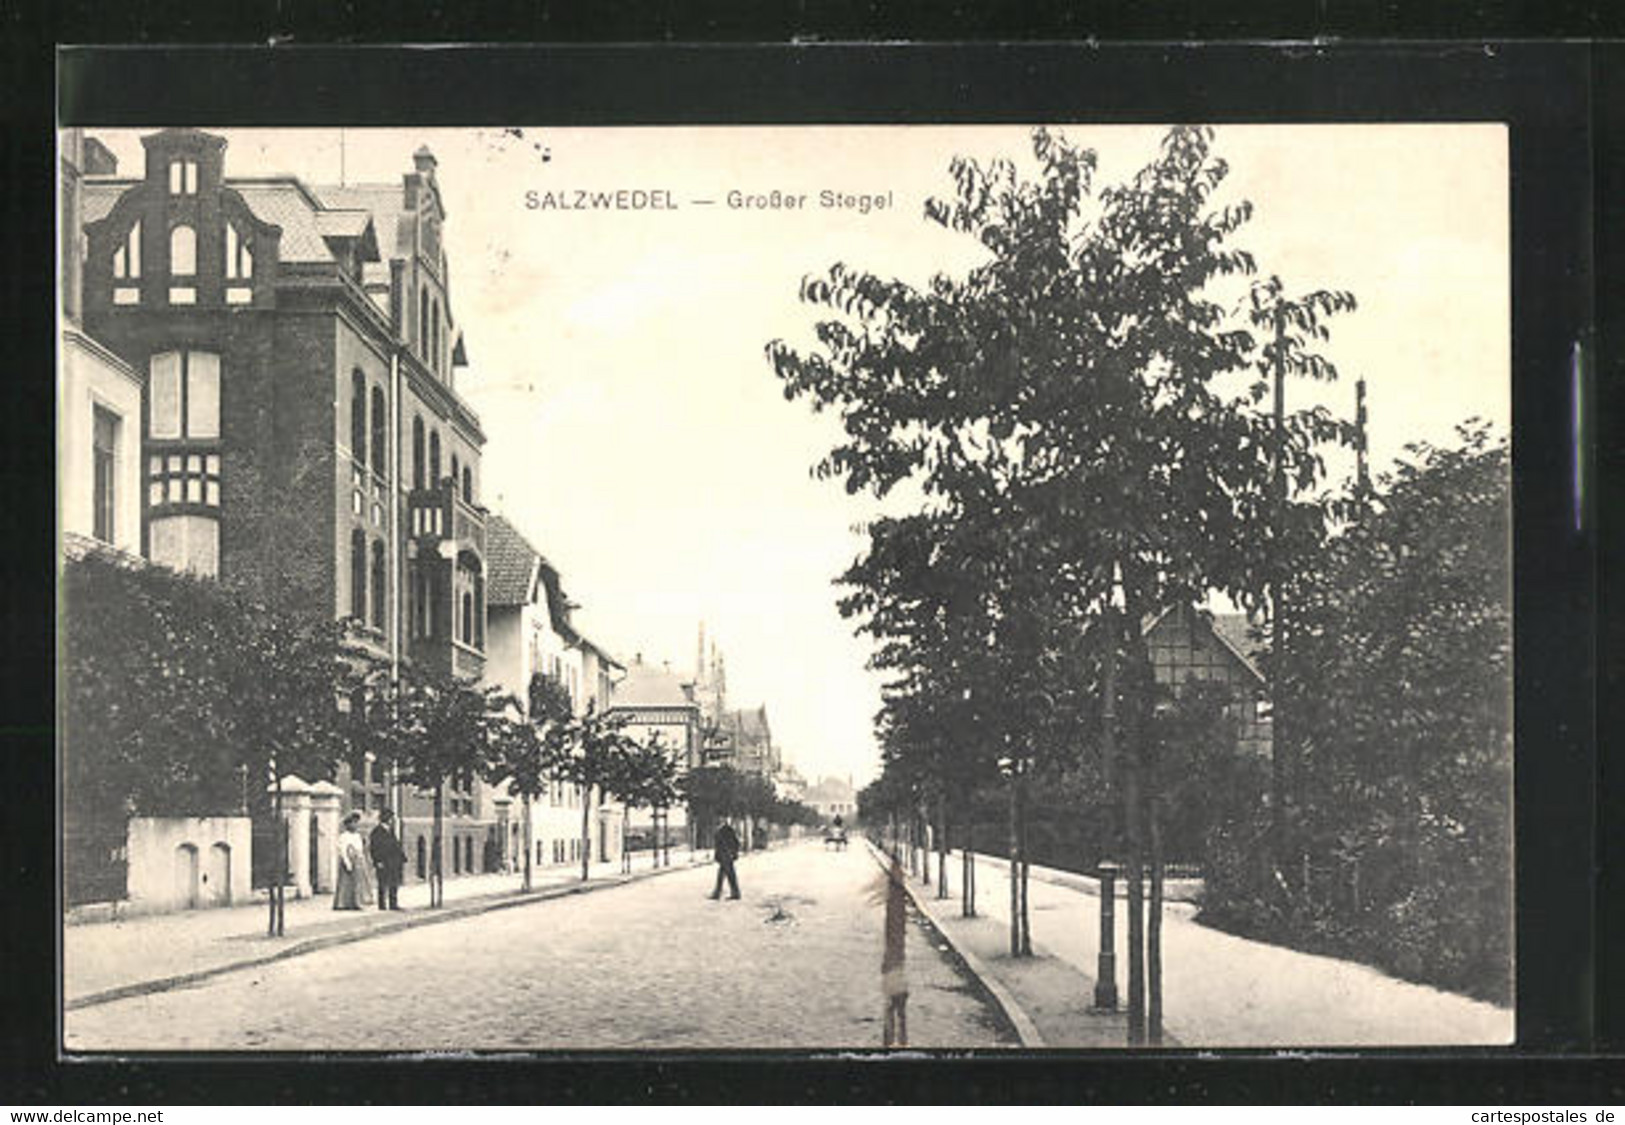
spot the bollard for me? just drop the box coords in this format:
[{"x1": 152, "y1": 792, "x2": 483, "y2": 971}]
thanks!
[{"x1": 1094, "y1": 860, "x2": 1120, "y2": 1011}]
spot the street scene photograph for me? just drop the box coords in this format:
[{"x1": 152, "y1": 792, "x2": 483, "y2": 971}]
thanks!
[{"x1": 57, "y1": 121, "x2": 1513, "y2": 1052}]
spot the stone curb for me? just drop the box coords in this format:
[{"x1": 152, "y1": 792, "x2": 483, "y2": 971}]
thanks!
[
  {"x1": 66, "y1": 858, "x2": 703, "y2": 1012},
  {"x1": 864, "y1": 841, "x2": 1047, "y2": 1049}
]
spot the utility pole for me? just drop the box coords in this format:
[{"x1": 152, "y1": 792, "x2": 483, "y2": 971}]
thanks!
[
  {"x1": 1269, "y1": 306, "x2": 1290, "y2": 869},
  {"x1": 1355, "y1": 377, "x2": 1371, "y2": 503}
]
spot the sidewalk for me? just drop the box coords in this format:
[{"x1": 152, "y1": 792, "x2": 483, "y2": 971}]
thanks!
[
  {"x1": 65, "y1": 849, "x2": 708, "y2": 1009},
  {"x1": 865, "y1": 842, "x2": 1131, "y2": 1049},
  {"x1": 920, "y1": 844, "x2": 1511, "y2": 1047}
]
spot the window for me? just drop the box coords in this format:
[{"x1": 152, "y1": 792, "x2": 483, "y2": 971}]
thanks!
[
  {"x1": 169, "y1": 224, "x2": 196, "y2": 276},
  {"x1": 412, "y1": 416, "x2": 425, "y2": 489},
  {"x1": 149, "y1": 351, "x2": 219, "y2": 442},
  {"x1": 146, "y1": 451, "x2": 220, "y2": 509},
  {"x1": 113, "y1": 221, "x2": 141, "y2": 279},
  {"x1": 350, "y1": 530, "x2": 367, "y2": 621},
  {"x1": 451, "y1": 838, "x2": 460, "y2": 875},
  {"x1": 168, "y1": 159, "x2": 197, "y2": 195},
  {"x1": 350, "y1": 371, "x2": 366, "y2": 466},
  {"x1": 92, "y1": 405, "x2": 118, "y2": 543},
  {"x1": 150, "y1": 353, "x2": 182, "y2": 439},
  {"x1": 419, "y1": 287, "x2": 428, "y2": 357},
  {"x1": 429, "y1": 431, "x2": 441, "y2": 487},
  {"x1": 415, "y1": 837, "x2": 426, "y2": 880},
  {"x1": 450, "y1": 454, "x2": 460, "y2": 497},
  {"x1": 225, "y1": 224, "x2": 253, "y2": 279},
  {"x1": 370, "y1": 540, "x2": 386, "y2": 630},
  {"x1": 461, "y1": 465, "x2": 473, "y2": 504},
  {"x1": 460, "y1": 590, "x2": 473, "y2": 645},
  {"x1": 148, "y1": 515, "x2": 218, "y2": 578},
  {"x1": 370, "y1": 386, "x2": 386, "y2": 478},
  {"x1": 186, "y1": 353, "x2": 219, "y2": 439}
]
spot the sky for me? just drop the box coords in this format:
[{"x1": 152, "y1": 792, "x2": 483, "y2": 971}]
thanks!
[{"x1": 87, "y1": 124, "x2": 1509, "y2": 788}]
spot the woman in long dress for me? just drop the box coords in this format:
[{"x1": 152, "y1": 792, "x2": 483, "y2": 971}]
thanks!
[{"x1": 334, "y1": 812, "x2": 365, "y2": 910}]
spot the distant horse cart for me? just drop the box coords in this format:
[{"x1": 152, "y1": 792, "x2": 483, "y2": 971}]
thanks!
[{"x1": 823, "y1": 825, "x2": 848, "y2": 851}]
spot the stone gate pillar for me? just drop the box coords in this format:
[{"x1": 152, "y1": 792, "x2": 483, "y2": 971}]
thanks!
[
  {"x1": 307, "y1": 781, "x2": 343, "y2": 893},
  {"x1": 274, "y1": 775, "x2": 313, "y2": 900}
]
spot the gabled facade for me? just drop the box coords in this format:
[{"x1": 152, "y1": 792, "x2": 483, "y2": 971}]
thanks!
[
  {"x1": 76, "y1": 128, "x2": 499, "y2": 888},
  {"x1": 484, "y1": 513, "x2": 627, "y2": 872},
  {"x1": 1142, "y1": 605, "x2": 1273, "y2": 758}
]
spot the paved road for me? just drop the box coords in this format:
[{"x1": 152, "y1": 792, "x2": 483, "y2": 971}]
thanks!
[{"x1": 65, "y1": 840, "x2": 1016, "y2": 1051}]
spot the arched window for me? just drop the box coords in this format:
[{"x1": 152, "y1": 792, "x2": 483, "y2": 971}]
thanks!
[
  {"x1": 411, "y1": 416, "x2": 425, "y2": 489},
  {"x1": 461, "y1": 590, "x2": 473, "y2": 646},
  {"x1": 350, "y1": 529, "x2": 366, "y2": 620},
  {"x1": 461, "y1": 465, "x2": 473, "y2": 504},
  {"x1": 450, "y1": 454, "x2": 460, "y2": 497},
  {"x1": 369, "y1": 385, "x2": 386, "y2": 478},
  {"x1": 452, "y1": 837, "x2": 461, "y2": 875},
  {"x1": 370, "y1": 540, "x2": 386, "y2": 629},
  {"x1": 350, "y1": 371, "x2": 366, "y2": 467},
  {"x1": 169, "y1": 224, "x2": 196, "y2": 276},
  {"x1": 419, "y1": 287, "x2": 429, "y2": 358},
  {"x1": 429, "y1": 431, "x2": 441, "y2": 487}
]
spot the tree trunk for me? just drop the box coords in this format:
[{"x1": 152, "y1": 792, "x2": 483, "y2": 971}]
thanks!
[
  {"x1": 1018, "y1": 763, "x2": 1032, "y2": 957},
  {"x1": 1008, "y1": 773, "x2": 1020, "y2": 957},
  {"x1": 935, "y1": 793, "x2": 949, "y2": 900},
  {"x1": 432, "y1": 782, "x2": 444, "y2": 908},
  {"x1": 1121, "y1": 586, "x2": 1154, "y2": 1045},
  {"x1": 522, "y1": 794, "x2": 534, "y2": 891},
  {"x1": 580, "y1": 784, "x2": 591, "y2": 881},
  {"x1": 1149, "y1": 792, "x2": 1165, "y2": 1046},
  {"x1": 268, "y1": 766, "x2": 283, "y2": 937}
]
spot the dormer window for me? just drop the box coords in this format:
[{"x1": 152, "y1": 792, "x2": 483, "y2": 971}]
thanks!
[
  {"x1": 225, "y1": 223, "x2": 253, "y2": 279},
  {"x1": 113, "y1": 222, "x2": 141, "y2": 279},
  {"x1": 168, "y1": 159, "x2": 198, "y2": 195},
  {"x1": 112, "y1": 221, "x2": 141, "y2": 305}
]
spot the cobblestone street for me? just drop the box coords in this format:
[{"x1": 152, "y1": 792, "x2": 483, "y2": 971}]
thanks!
[{"x1": 65, "y1": 840, "x2": 1016, "y2": 1051}]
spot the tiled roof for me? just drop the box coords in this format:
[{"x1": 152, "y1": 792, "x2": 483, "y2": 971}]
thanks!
[
  {"x1": 485, "y1": 514, "x2": 539, "y2": 608},
  {"x1": 613, "y1": 662, "x2": 694, "y2": 709},
  {"x1": 312, "y1": 184, "x2": 409, "y2": 288},
  {"x1": 232, "y1": 182, "x2": 341, "y2": 263},
  {"x1": 81, "y1": 181, "x2": 133, "y2": 225},
  {"x1": 1208, "y1": 613, "x2": 1266, "y2": 682}
]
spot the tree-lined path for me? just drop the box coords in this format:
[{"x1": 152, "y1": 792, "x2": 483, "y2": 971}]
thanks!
[{"x1": 936, "y1": 850, "x2": 1512, "y2": 1047}]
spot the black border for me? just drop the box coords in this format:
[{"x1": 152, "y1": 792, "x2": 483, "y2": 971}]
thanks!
[{"x1": 4, "y1": 39, "x2": 1617, "y2": 1103}]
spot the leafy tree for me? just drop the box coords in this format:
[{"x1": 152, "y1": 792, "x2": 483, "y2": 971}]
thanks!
[
  {"x1": 611, "y1": 731, "x2": 682, "y2": 870},
  {"x1": 369, "y1": 665, "x2": 508, "y2": 907},
  {"x1": 484, "y1": 673, "x2": 572, "y2": 890},
  {"x1": 1251, "y1": 421, "x2": 1512, "y2": 1000},
  {"x1": 769, "y1": 125, "x2": 1359, "y2": 1043},
  {"x1": 551, "y1": 701, "x2": 635, "y2": 881},
  {"x1": 59, "y1": 547, "x2": 369, "y2": 932}
]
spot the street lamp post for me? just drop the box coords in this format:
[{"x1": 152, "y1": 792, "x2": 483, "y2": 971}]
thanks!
[{"x1": 1094, "y1": 860, "x2": 1120, "y2": 1010}]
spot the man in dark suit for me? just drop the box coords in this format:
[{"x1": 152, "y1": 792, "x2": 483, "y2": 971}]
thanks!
[
  {"x1": 709, "y1": 821, "x2": 741, "y2": 900},
  {"x1": 370, "y1": 807, "x2": 407, "y2": 911}
]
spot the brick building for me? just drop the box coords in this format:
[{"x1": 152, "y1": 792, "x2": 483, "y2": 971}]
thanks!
[{"x1": 78, "y1": 128, "x2": 498, "y2": 887}]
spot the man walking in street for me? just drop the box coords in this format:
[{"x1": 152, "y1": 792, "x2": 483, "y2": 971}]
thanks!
[
  {"x1": 370, "y1": 808, "x2": 407, "y2": 911},
  {"x1": 709, "y1": 821, "x2": 741, "y2": 900}
]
